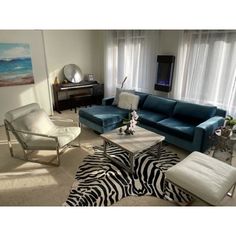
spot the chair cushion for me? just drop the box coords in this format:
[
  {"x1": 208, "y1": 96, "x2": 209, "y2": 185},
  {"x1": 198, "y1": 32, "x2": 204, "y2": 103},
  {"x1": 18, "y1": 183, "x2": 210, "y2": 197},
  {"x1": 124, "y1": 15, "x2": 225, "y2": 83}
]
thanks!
[
  {"x1": 54, "y1": 127, "x2": 81, "y2": 147},
  {"x1": 142, "y1": 95, "x2": 177, "y2": 116},
  {"x1": 157, "y1": 118, "x2": 196, "y2": 140},
  {"x1": 11, "y1": 109, "x2": 56, "y2": 141},
  {"x1": 118, "y1": 92, "x2": 140, "y2": 110},
  {"x1": 26, "y1": 127, "x2": 81, "y2": 148},
  {"x1": 165, "y1": 151, "x2": 236, "y2": 205},
  {"x1": 12, "y1": 109, "x2": 55, "y2": 134},
  {"x1": 5, "y1": 103, "x2": 40, "y2": 122},
  {"x1": 138, "y1": 110, "x2": 167, "y2": 127},
  {"x1": 8, "y1": 105, "x2": 81, "y2": 149},
  {"x1": 173, "y1": 101, "x2": 217, "y2": 123},
  {"x1": 79, "y1": 105, "x2": 129, "y2": 127}
]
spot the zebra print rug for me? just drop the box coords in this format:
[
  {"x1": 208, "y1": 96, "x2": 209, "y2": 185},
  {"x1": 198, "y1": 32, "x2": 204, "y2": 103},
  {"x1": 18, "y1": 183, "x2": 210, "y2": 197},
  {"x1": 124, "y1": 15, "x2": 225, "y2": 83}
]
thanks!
[{"x1": 64, "y1": 144, "x2": 191, "y2": 206}]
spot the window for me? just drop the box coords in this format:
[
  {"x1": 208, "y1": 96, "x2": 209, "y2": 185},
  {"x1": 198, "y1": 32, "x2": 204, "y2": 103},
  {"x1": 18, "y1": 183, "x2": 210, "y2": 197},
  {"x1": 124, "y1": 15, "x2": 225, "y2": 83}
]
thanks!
[
  {"x1": 104, "y1": 30, "x2": 159, "y2": 96},
  {"x1": 116, "y1": 31, "x2": 144, "y2": 88},
  {"x1": 175, "y1": 30, "x2": 236, "y2": 116}
]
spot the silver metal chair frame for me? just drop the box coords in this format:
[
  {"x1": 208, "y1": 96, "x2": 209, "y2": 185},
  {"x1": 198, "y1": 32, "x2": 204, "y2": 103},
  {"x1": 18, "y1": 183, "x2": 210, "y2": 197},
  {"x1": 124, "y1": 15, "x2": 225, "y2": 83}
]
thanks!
[{"x1": 4, "y1": 119, "x2": 80, "y2": 167}]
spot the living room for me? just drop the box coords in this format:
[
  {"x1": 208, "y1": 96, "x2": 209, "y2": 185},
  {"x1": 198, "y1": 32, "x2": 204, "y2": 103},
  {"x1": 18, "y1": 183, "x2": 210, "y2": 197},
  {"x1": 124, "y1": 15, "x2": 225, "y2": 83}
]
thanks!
[
  {"x1": 0, "y1": 29, "x2": 226, "y2": 200},
  {"x1": 1, "y1": 1, "x2": 235, "y2": 235}
]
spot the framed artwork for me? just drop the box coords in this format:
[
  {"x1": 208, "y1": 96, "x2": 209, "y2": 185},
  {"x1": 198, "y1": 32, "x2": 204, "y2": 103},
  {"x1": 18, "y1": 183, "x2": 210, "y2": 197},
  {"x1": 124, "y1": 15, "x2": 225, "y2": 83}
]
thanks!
[{"x1": 0, "y1": 43, "x2": 34, "y2": 87}]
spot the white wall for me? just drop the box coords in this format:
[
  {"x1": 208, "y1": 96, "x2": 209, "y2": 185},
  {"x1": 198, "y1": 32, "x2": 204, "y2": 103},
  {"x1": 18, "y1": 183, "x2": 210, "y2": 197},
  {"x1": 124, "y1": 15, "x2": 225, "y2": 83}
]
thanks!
[
  {"x1": 93, "y1": 31, "x2": 104, "y2": 83},
  {"x1": 159, "y1": 30, "x2": 181, "y2": 55},
  {"x1": 43, "y1": 30, "x2": 104, "y2": 107},
  {"x1": 0, "y1": 30, "x2": 51, "y2": 125},
  {"x1": 43, "y1": 30, "x2": 103, "y2": 83},
  {"x1": 155, "y1": 30, "x2": 182, "y2": 98},
  {"x1": 0, "y1": 30, "x2": 104, "y2": 124}
]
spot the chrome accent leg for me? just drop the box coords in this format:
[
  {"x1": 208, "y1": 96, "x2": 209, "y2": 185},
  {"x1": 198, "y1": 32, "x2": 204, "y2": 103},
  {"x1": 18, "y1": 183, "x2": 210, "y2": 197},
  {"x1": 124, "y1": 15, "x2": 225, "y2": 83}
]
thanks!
[
  {"x1": 23, "y1": 149, "x2": 28, "y2": 160},
  {"x1": 103, "y1": 140, "x2": 107, "y2": 156},
  {"x1": 70, "y1": 135, "x2": 81, "y2": 148},
  {"x1": 147, "y1": 142, "x2": 162, "y2": 160},
  {"x1": 23, "y1": 149, "x2": 61, "y2": 167},
  {"x1": 56, "y1": 147, "x2": 60, "y2": 166},
  {"x1": 76, "y1": 135, "x2": 81, "y2": 147},
  {"x1": 163, "y1": 178, "x2": 168, "y2": 198},
  {"x1": 157, "y1": 142, "x2": 162, "y2": 158},
  {"x1": 103, "y1": 140, "x2": 132, "y2": 174},
  {"x1": 129, "y1": 153, "x2": 135, "y2": 174},
  {"x1": 5, "y1": 124, "x2": 14, "y2": 157}
]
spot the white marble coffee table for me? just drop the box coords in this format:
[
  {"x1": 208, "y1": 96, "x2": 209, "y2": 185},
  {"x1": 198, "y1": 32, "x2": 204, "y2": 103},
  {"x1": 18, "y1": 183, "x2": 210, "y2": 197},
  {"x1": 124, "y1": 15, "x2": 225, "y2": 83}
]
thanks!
[{"x1": 100, "y1": 126, "x2": 165, "y2": 173}]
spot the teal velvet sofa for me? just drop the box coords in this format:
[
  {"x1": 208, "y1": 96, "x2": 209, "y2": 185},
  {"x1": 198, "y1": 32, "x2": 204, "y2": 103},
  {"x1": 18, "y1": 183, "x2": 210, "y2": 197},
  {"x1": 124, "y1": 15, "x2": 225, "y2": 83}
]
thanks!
[{"x1": 79, "y1": 92, "x2": 226, "y2": 152}]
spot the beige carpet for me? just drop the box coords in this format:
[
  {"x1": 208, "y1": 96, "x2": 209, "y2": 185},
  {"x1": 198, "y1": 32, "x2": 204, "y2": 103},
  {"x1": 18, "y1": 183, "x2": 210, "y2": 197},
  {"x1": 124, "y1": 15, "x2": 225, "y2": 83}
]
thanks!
[{"x1": 0, "y1": 109, "x2": 235, "y2": 206}]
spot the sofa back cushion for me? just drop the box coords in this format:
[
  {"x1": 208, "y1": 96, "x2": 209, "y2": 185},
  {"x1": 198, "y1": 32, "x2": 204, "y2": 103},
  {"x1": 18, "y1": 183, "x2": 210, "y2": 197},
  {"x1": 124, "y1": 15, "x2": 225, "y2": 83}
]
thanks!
[
  {"x1": 173, "y1": 101, "x2": 217, "y2": 122},
  {"x1": 142, "y1": 95, "x2": 177, "y2": 116},
  {"x1": 134, "y1": 91, "x2": 149, "y2": 108},
  {"x1": 215, "y1": 108, "x2": 226, "y2": 117}
]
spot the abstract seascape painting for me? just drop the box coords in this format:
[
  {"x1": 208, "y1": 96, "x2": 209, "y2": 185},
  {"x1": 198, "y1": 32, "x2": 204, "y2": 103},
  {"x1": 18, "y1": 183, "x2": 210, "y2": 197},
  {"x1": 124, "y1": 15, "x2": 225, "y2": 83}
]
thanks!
[{"x1": 0, "y1": 43, "x2": 34, "y2": 87}]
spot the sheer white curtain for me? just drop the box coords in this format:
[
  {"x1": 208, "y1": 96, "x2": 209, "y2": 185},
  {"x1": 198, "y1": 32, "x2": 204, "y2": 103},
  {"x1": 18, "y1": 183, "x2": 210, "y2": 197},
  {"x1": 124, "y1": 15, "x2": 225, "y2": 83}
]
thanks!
[
  {"x1": 173, "y1": 30, "x2": 236, "y2": 116},
  {"x1": 104, "y1": 30, "x2": 159, "y2": 97}
]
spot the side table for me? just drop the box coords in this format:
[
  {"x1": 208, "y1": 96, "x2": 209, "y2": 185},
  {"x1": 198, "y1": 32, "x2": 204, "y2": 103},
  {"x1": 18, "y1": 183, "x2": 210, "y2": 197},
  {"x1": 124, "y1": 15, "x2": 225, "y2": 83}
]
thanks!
[{"x1": 211, "y1": 129, "x2": 233, "y2": 165}]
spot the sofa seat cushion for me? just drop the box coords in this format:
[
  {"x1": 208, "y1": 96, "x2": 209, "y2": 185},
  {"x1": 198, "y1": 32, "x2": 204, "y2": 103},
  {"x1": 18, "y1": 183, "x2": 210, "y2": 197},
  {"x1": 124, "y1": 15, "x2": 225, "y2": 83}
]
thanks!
[
  {"x1": 142, "y1": 95, "x2": 177, "y2": 116},
  {"x1": 138, "y1": 110, "x2": 167, "y2": 127},
  {"x1": 157, "y1": 118, "x2": 196, "y2": 141},
  {"x1": 79, "y1": 106, "x2": 129, "y2": 127}
]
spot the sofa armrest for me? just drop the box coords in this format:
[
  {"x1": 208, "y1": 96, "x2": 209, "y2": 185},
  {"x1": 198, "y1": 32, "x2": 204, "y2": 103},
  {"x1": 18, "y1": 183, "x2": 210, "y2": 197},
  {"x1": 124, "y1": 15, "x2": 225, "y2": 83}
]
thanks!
[
  {"x1": 102, "y1": 97, "x2": 114, "y2": 106},
  {"x1": 195, "y1": 116, "x2": 225, "y2": 151},
  {"x1": 197, "y1": 116, "x2": 225, "y2": 134}
]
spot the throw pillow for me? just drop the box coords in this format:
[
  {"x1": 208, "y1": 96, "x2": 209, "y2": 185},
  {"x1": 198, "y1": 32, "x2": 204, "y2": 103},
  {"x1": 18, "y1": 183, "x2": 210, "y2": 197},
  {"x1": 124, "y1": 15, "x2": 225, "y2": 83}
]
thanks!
[
  {"x1": 112, "y1": 88, "x2": 135, "y2": 105},
  {"x1": 118, "y1": 92, "x2": 140, "y2": 110}
]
